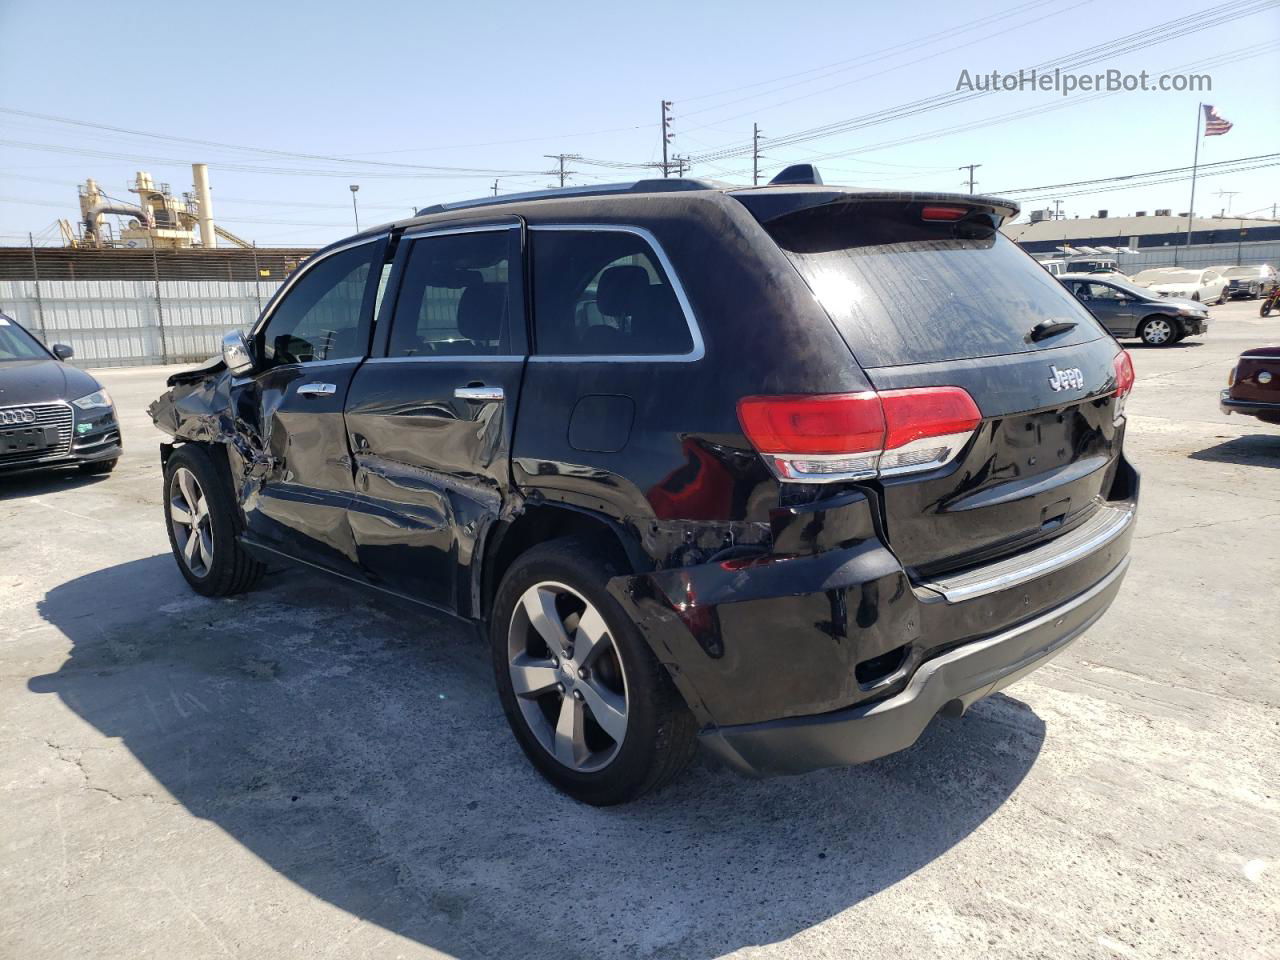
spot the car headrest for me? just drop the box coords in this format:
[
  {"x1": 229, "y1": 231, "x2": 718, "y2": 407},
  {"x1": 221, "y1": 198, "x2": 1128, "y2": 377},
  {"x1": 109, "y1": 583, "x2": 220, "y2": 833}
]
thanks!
[
  {"x1": 456, "y1": 283, "x2": 507, "y2": 342},
  {"x1": 596, "y1": 265, "x2": 651, "y2": 318}
]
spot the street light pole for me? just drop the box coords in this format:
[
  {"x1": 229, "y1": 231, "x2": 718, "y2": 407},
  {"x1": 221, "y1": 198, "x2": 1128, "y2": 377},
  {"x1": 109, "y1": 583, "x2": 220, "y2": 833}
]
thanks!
[{"x1": 349, "y1": 184, "x2": 360, "y2": 231}]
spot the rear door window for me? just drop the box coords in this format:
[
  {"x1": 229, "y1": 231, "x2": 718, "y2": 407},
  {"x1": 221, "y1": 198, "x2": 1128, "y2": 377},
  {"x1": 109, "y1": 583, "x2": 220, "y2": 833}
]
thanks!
[
  {"x1": 531, "y1": 228, "x2": 694, "y2": 357},
  {"x1": 761, "y1": 201, "x2": 1106, "y2": 368},
  {"x1": 386, "y1": 229, "x2": 515, "y2": 357}
]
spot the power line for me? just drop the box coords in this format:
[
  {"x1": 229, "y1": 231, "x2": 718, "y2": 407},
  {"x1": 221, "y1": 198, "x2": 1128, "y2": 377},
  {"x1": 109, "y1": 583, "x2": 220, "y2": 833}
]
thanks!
[
  {"x1": 994, "y1": 153, "x2": 1280, "y2": 195},
  {"x1": 683, "y1": 0, "x2": 1278, "y2": 164}
]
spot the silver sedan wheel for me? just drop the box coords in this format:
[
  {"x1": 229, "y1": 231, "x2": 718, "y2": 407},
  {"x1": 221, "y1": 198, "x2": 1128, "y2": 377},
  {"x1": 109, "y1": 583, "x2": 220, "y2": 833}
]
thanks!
[
  {"x1": 507, "y1": 581, "x2": 630, "y2": 773},
  {"x1": 1143, "y1": 318, "x2": 1173, "y2": 345},
  {"x1": 169, "y1": 466, "x2": 213, "y2": 577}
]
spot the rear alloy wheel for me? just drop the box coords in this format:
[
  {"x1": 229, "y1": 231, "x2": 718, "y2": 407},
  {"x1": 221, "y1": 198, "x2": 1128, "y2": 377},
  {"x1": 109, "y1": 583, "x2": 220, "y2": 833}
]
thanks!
[
  {"x1": 491, "y1": 538, "x2": 696, "y2": 805},
  {"x1": 507, "y1": 581, "x2": 630, "y2": 773},
  {"x1": 1140, "y1": 317, "x2": 1176, "y2": 346},
  {"x1": 163, "y1": 444, "x2": 265, "y2": 596}
]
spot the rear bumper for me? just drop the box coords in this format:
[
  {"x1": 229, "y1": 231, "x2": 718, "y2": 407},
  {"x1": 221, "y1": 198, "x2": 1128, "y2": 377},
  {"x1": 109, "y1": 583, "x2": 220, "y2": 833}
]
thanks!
[
  {"x1": 1220, "y1": 391, "x2": 1280, "y2": 422},
  {"x1": 702, "y1": 557, "x2": 1129, "y2": 777}
]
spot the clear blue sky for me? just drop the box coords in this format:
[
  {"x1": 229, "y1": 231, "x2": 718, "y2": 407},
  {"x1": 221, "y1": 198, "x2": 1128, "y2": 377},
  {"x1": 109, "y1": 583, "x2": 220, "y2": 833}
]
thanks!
[{"x1": 1, "y1": 0, "x2": 1277, "y2": 246}]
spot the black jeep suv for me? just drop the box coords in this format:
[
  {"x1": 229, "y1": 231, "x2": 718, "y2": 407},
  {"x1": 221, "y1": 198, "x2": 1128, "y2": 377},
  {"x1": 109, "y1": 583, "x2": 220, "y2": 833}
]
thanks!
[{"x1": 150, "y1": 177, "x2": 1138, "y2": 804}]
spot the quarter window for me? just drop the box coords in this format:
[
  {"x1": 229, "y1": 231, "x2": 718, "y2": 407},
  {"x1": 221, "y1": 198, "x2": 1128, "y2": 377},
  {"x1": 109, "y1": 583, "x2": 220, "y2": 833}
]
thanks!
[
  {"x1": 531, "y1": 229, "x2": 693, "y2": 357},
  {"x1": 387, "y1": 230, "x2": 513, "y2": 357},
  {"x1": 260, "y1": 242, "x2": 377, "y2": 365}
]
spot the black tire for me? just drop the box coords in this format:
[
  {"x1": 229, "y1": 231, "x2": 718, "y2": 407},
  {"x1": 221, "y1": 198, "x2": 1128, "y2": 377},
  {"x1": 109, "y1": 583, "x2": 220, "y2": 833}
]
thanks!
[
  {"x1": 162, "y1": 444, "x2": 265, "y2": 597},
  {"x1": 78, "y1": 458, "x2": 117, "y2": 475},
  {"x1": 1215, "y1": 291, "x2": 1226, "y2": 305},
  {"x1": 490, "y1": 537, "x2": 697, "y2": 805},
  {"x1": 1263, "y1": 301, "x2": 1275, "y2": 318},
  {"x1": 1139, "y1": 316, "x2": 1178, "y2": 347}
]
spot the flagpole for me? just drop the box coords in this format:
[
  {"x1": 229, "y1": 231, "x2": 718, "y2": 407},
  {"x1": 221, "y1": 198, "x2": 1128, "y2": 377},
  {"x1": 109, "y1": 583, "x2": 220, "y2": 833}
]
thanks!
[{"x1": 1182, "y1": 102, "x2": 1203, "y2": 265}]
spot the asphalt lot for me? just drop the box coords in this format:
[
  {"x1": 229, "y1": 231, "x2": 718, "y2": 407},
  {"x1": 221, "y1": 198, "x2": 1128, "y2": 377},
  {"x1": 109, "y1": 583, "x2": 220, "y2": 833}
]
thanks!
[{"x1": 2, "y1": 299, "x2": 1277, "y2": 959}]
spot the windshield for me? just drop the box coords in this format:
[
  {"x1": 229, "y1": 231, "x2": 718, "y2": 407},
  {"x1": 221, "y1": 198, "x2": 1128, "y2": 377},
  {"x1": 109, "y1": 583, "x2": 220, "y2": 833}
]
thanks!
[
  {"x1": 1150, "y1": 270, "x2": 1200, "y2": 284},
  {"x1": 1223, "y1": 266, "x2": 1263, "y2": 278},
  {"x1": 762, "y1": 202, "x2": 1106, "y2": 368},
  {"x1": 0, "y1": 316, "x2": 50, "y2": 361},
  {"x1": 1132, "y1": 269, "x2": 1179, "y2": 283}
]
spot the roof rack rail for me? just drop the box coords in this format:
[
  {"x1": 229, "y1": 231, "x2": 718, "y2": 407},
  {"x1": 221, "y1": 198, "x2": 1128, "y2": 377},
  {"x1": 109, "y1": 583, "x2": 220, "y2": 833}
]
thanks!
[{"x1": 415, "y1": 178, "x2": 719, "y2": 216}]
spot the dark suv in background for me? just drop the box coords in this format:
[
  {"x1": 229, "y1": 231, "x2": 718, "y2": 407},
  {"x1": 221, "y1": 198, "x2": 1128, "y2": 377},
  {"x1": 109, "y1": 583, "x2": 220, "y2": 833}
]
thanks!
[{"x1": 151, "y1": 175, "x2": 1138, "y2": 804}]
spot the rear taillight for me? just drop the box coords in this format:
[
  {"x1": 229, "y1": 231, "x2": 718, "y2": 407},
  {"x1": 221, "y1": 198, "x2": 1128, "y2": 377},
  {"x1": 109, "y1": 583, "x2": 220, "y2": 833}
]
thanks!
[
  {"x1": 1113, "y1": 351, "x2": 1135, "y2": 398},
  {"x1": 1112, "y1": 350, "x2": 1135, "y2": 423},
  {"x1": 737, "y1": 387, "x2": 981, "y2": 483}
]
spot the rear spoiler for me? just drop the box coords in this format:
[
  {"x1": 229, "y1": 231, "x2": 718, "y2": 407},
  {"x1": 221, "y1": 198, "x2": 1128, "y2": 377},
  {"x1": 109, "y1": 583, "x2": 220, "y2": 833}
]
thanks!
[{"x1": 731, "y1": 188, "x2": 1020, "y2": 228}]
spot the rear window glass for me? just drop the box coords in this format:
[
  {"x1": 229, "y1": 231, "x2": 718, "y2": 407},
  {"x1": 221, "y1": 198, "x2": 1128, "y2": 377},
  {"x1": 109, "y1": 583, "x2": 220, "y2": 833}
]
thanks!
[
  {"x1": 531, "y1": 229, "x2": 694, "y2": 357},
  {"x1": 763, "y1": 202, "x2": 1106, "y2": 368}
]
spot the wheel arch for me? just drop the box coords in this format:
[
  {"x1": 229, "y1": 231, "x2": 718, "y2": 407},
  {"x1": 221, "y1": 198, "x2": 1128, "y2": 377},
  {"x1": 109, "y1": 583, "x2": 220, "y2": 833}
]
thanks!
[{"x1": 473, "y1": 503, "x2": 649, "y2": 622}]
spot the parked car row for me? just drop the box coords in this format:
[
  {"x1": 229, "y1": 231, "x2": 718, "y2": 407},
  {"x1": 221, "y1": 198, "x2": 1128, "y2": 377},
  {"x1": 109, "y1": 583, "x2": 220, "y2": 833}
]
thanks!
[{"x1": 1038, "y1": 260, "x2": 1277, "y2": 305}]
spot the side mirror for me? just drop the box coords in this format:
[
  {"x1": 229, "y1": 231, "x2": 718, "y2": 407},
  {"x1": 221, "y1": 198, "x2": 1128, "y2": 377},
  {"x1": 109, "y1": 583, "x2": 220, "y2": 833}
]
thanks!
[
  {"x1": 52, "y1": 343, "x2": 74, "y2": 361},
  {"x1": 221, "y1": 330, "x2": 254, "y2": 375}
]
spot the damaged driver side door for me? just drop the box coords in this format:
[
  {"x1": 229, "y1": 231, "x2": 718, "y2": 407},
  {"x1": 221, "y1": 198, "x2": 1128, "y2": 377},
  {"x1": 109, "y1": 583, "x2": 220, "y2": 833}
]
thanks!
[{"x1": 235, "y1": 235, "x2": 388, "y2": 572}]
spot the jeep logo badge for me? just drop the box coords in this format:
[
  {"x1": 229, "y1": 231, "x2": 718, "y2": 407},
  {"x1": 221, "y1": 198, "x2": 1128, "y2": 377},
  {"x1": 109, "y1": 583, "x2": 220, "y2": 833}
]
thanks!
[
  {"x1": 1048, "y1": 365, "x2": 1085, "y2": 392},
  {"x1": 0, "y1": 408, "x2": 37, "y2": 426}
]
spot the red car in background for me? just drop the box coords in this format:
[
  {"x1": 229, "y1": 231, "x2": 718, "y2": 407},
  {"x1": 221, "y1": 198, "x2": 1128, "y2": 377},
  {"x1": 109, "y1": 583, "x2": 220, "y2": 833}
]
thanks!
[{"x1": 1222, "y1": 347, "x2": 1280, "y2": 425}]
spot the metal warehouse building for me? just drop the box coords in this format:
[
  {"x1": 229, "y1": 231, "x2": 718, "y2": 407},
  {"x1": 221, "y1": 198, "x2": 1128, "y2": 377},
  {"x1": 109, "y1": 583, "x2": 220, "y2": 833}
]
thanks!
[{"x1": 1004, "y1": 212, "x2": 1280, "y2": 269}]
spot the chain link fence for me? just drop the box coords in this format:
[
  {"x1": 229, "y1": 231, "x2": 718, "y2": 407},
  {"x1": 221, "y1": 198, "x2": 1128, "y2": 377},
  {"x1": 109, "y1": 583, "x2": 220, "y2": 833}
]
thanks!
[{"x1": 0, "y1": 243, "x2": 315, "y2": 367}]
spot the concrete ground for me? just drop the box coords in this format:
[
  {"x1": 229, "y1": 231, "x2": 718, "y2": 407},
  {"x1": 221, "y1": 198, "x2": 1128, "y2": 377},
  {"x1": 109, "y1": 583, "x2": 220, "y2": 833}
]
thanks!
[{"x1": 2, "y1": 300, "x2": 1277, "y2": 959}]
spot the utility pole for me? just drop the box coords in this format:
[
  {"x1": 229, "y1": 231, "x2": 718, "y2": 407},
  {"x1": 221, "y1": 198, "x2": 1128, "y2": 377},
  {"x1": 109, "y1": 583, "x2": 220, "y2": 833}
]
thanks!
[
  {"x1": 661, "y1": 100, "x2": 674, "y2": 178},
  {"x1": 543, "y1": 154, "x2": 580, "y2": 188},
  {"x1": 492, "y1": 179, "x2": 499, "y2": 196},
  {"x1": 1053, "y1": 199, "x2": 1063, "y2": 220},
  {"x1": 959, "y1": 163, "x2": 982, "y2": 194},
  {"x1": 1181, "y1": 101, "x2": 1204, "y2": 265},
  {"x1": 671, "y1": 155, "x2": 690, "y2": 179},
  {"x1": 752, "y1": 123, "x2": 763, "y2": 185}
]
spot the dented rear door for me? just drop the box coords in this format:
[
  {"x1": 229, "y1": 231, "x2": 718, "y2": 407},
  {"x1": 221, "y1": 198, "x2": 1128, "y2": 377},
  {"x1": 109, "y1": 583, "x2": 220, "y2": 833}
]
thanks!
[{"x1": 343, "y1": 221, "x2": 525, "y2": 612}]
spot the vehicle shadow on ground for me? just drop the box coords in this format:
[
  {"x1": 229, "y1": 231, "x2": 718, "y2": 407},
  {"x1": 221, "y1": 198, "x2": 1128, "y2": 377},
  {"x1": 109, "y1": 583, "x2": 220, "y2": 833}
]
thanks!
[
  {"x1": 1190, "y1": 433, "x2": 1280, "y2": 468},
  {"x1": 0, "y1": 468, "x2": 108, "y2": 501},
  {"x1": 1129, "y1": 340, "x2": 1204, "y2": 350},
  {"x1": 31, "y1": 555, "x2": 1046, "y2": 959}
]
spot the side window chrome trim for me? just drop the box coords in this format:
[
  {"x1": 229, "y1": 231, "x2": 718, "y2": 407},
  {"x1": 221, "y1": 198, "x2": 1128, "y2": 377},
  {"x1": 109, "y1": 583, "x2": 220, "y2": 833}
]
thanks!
[
  {"x1": 401, "y1": 223, "x2": 519, "y2": 241},
  {"x1": 528, "y1": 223, "x2": 705, "y2": 364},
  {"x1": 250, "y1": 235, "x2": 385, "y2": 340}
]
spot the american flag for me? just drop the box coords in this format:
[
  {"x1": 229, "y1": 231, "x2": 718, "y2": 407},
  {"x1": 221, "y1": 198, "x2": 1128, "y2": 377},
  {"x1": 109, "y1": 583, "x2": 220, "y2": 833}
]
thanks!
[{"x1": 1203, "y1": 104, "x2": 1233, "y2": 136}]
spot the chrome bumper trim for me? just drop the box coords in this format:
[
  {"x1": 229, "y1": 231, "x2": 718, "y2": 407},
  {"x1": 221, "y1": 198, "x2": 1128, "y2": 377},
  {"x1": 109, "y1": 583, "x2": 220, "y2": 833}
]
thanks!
[{"x1": 920, "y1": 503, "x2": 1135, "y2": 603}]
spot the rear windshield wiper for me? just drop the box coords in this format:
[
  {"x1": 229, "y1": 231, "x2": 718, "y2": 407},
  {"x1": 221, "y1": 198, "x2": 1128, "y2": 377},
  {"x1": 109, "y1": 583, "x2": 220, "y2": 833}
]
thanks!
[{"x1": 1028, "y1": 319, "x2": 1078, "y2": 342}]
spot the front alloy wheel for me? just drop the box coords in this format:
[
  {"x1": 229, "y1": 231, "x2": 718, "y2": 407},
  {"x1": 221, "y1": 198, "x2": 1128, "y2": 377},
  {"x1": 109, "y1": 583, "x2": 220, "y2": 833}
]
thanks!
[
  {"x1": 507, "y1": 582, "x2": 629, "y2": 772},
  {"x1": 162, "y1": 444, "x2": 264, "y2": 596},
  {"x1": 1141, "y1": 317, "x2": 1175, "y2": 346},
  {"x1": 170, "y1": 466, "x2": 214, "y2": 577}
]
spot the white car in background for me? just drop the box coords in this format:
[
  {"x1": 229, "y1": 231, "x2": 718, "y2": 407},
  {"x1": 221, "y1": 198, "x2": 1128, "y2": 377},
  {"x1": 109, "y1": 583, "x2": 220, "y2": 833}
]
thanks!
[{"x1": 1130, "y1": 267, "x2": 1228, "y2": 304}]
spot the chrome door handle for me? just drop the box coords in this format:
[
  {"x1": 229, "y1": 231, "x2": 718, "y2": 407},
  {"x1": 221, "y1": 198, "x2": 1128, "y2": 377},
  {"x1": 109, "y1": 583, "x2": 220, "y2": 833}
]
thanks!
[
  {"x1": 297, "y1": 382, "x2": 337, "y2": 397},
  {"x1": 454, "y1": 385, "x2": 504, "y2": 403}
]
